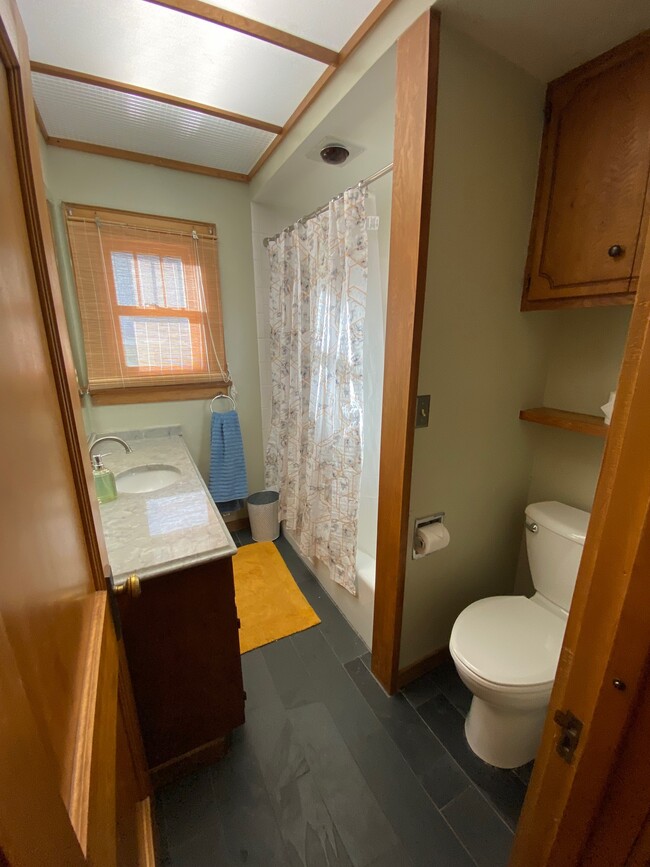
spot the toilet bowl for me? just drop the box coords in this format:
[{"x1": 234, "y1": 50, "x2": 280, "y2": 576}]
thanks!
[{"x1": 449, "y1": 501, "x2": 590, "y2": 769}]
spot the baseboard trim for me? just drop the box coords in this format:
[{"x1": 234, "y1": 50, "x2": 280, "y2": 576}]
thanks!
[
  {"x1": 397, "y1": 646, "x2": 450, "y2": 689},
  {"x1": 136, "y1": 797, "x2": 156, "y2": 867},
  {"x1": 225, "y1": 515, "x2": 251, "y2": 533}
]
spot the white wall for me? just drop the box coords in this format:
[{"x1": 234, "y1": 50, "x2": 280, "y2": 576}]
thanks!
[
  {"x1": 514, "y1": 305, "x2": 632, "y2": 593},
  {"x1": 400, "y1": 24, "x2": 549, "y2": 668},
  {"x1": 40, "y1": 146, "x2": 264, "y2": 490}
]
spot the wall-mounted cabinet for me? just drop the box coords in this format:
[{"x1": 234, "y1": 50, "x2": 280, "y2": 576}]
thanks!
[{"x1": 522, "y1": 32, "x2": 650, "y2": 311}]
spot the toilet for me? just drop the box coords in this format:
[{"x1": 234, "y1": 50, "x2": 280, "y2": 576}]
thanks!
[{"x1": 449, "y1": 501, "x2": 590, "y2": 769}]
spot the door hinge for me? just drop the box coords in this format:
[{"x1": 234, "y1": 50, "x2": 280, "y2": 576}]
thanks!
[
  {"x1": 553, "y1": 708, "x2": 583, "y2": 764},
  {"x1": 544, "y1": 102, "x2": 552, "y2": 124}
]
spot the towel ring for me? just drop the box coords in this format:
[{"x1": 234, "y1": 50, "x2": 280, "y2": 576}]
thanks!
[{"x1": 210, "y1": 393, "x2": 236, "y2": 413}]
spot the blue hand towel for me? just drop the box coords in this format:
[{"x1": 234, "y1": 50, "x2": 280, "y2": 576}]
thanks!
[{"x1": 208, "y1": 410, "x2": 248, "y2": 511}]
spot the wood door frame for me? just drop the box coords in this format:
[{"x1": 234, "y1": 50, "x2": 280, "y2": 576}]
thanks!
[
  {"x1": 0, "y1": 0, "x2": 150, "y2": 802},
  {"x1": 511, "y1": 223, "x2": 650, "y2": 864},
  {"x1": 371, "y1": 8, "x2": 440, "y2": 695}
]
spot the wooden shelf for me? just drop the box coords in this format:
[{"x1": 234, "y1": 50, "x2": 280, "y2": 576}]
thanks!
[{"x1": 519, "y1": 407, "x2": 608, "y2": 437}]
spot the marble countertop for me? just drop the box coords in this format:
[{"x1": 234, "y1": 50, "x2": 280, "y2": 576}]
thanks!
[{"x1": 98, "y1": 433, "x2": 236, "y2": 583}]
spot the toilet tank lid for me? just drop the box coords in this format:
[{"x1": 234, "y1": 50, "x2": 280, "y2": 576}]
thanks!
[{"x1": 526, "y1": 501, "x2": 590, "y2": 544}]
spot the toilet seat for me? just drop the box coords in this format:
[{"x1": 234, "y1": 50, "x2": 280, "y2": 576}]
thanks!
[{"x1": 450, "y1": 596, "x2": 566, "y2": 689}]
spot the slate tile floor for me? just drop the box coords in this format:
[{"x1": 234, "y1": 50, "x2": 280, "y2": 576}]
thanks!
[{"x1": 156, "y1": 533, "x2": 532, "y2": 867}]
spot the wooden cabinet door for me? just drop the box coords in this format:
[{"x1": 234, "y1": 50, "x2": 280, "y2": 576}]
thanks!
[
  {"x1": 0, "y1": 1, "x2": 150, "y2": 864},
  {"x1": 523, "y1": 32, "x2": 650, "y2": 308}
]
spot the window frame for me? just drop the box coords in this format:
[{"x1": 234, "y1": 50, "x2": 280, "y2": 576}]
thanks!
[{"x1": 63, "y1": 203, "x2": 229, "y2": 405}]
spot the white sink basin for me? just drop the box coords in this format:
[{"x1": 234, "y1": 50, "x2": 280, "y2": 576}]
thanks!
[{"x1": 115, "y1": 464, "x2": 181, "y2": 494}]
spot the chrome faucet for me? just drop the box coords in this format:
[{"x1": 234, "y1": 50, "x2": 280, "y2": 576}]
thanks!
[{"x1": 89, "y1": 435, "x2": 133, "y2": 457}]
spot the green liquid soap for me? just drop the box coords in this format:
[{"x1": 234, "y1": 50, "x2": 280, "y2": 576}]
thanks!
[{"x1": 92, "y1": 454, "x2": 118, "y2": 504}]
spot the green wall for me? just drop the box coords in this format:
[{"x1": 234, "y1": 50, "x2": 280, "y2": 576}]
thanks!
[{"x1": 40, "y1": 144, "x2": 263, "y2": 489}]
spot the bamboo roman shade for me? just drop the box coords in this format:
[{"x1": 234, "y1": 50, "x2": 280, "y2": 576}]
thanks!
[{"x1": 64, "y1": 204, "x2": 228, "y2": 397}]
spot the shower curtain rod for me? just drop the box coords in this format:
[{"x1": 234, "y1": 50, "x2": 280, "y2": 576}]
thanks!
[{"x1": 262, "y1": 162, "x2": 393, "y2": 247}]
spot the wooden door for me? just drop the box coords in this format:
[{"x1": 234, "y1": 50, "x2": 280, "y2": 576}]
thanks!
[
  {"x1": 523, "y1": 31, "x2": 650, "y2": 309},
  {"x1": 511, "y1": 220, "x2": 650, "y2": 864},
  {"x1": 0, "y1": 1, "x2": 148, "y2": 864}
]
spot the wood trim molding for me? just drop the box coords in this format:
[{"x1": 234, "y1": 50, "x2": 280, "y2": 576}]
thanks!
[
  {"x1": 67, "y1": 594, "x2": 110, "y2": 851},
  {"x1": 511, "y1": 222, "x2": 650, "y2": 864},
  {"x1": 136, "y1": 798, "x2": 157, "y2": 867},
  {"x1": 31, "y1": 62, "x2": 281, "y2": 135},
  {"x1": 89, "y1": 382, "x2": 228, "y2": 406},
  {"x1": 248, "y1": 0, "x2": 400, "y2": 179},
  {"x1": 371, "y1": 9, "x2": 440, "y2": 696},
  {"x1": 143, "y1": 0, "x2": 338, "y2": 66},
  {"x1": 46, "y1": 136, "x2": 249, "y2": 183},
  {"x1": 397, "y1": 646, "x2": 450, "y2": 690}
]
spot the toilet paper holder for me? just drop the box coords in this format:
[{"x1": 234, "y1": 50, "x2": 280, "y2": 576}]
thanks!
[{"x1": 413, "y1": 512, "x2": 445, "y2": 559}]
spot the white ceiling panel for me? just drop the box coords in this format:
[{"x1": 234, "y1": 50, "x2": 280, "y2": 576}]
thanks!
[
  {"x1": 17, "y1": 0, "x2": 325, "y2": 126},
  {"x1": 34, "y1": 73, "x2": 275, "y2": 174},
  {"x1": 198, "y1": 0, "x2": 380, "y2": 51}
]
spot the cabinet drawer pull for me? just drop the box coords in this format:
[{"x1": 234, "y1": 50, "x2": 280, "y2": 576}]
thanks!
[
  {"x1": 608, "y1": 244, "x2": 624, "y2": 258},
  {"x1": 113, "y1": 573, "x2": 141, "y2": 598}
]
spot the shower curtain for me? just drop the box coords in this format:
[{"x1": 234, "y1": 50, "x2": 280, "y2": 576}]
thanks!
[{"x1": 265, "y1": 188, "x2": 368, "y2": 595}]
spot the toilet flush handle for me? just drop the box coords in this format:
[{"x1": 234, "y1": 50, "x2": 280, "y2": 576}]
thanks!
[{"x1": 526, "y1": 520, "x2": 538, "y2": 533}]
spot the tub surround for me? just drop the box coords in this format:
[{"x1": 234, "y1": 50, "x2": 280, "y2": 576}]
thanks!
[{"x1": 97, "y1": 430, "x2": 236, "y2": 584}]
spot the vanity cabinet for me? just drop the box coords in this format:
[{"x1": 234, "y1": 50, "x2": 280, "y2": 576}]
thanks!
[
  {"x1": 522, "y1": 32, "x2": 650, "y2": 310},
  {"x1": 117, "y1": 556, "x2": 244, "y2": 786}
]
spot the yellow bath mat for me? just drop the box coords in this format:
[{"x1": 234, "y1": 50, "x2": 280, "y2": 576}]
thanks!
[{"x1": 233, "y1": 541, "x2": 321, "y2": 653}]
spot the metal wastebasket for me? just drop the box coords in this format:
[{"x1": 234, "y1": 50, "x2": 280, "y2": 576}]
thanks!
[{"x1": 247, "y1": 490, "x2": 280, "y2": 542}]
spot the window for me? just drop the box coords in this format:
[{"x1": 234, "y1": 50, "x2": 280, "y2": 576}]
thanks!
[{"x1": 64, "y1": 204, "x2": 228, "y2": 403}]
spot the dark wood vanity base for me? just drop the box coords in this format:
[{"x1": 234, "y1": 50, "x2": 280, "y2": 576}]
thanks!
[{"x1": 118, "y1": 556, "x2": 245, "y2": 786}]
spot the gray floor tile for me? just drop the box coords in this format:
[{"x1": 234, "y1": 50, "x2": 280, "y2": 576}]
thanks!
[
  {"x1": 245, "y1": 697, "x2": 355, "y2": 866},
  {"x1": 262, "y1": 634, "x2": 321, "y2": 709},
  {"x1": 168, "y1": 823, "x2": 232, "y2": 867},
  {"x1": 513, "y1": 761, "x2": 534, "y2": 786},
  {"x1": 443, "y1": 788, "x2": 514, "y2": 867},
  {"x1": 418, "y1": 693, "x2": 526, "y2": 830},
  {"x1": 212, "y1": 727, "x2": 289, "y2": 865},
  {"x1": 295, "y1": 575, "x2": 368, "y2": 664},
  {"x1": 241, "y1": 647, "x2": 281, "y2": 712},
  {"x1": 158, "y1": 765, "x2": 220, "y2": 846},
  {"x1": 346, "y1": 657, "x2": 470, "y2": 809},
  {"x1": 401, "y1": 669, "x2": 443, "y2": 709},
  {"x1": 155, "y1": 532, "x2": 528, "y2": 867},
  {"x1": 292, "y1": 629, "x2": 474, "y2": 867},
  {"x1": 237, "y1": 528, "x2": 254, "y2": 546},
  {"x1": 427, "y1": 660, "x2": 473, "y2": 717},
  {"x1": 273, "y1": 536, "x2": 314, "y2": 585},
  {"x1": 288, "y1": 701, "x2": 404, "y2": 866}
]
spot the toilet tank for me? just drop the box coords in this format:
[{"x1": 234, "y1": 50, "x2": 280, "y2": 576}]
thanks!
[{"x1": 525, "y1": 501, "x2": 591, "y2": 612}]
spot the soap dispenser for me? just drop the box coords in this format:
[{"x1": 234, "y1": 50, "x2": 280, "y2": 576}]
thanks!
[{"x1": 92, "y1": 454, "x2": 118, "y2": 504}]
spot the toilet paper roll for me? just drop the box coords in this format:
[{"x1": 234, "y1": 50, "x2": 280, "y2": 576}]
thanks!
[{"x1": 415, "y1": 522, "x2": 450, "y2": 556}]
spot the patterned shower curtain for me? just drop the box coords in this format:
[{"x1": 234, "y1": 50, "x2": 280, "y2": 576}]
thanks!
[{"x1": 265, "y1": 188, "x2": 368, "y2": 595}]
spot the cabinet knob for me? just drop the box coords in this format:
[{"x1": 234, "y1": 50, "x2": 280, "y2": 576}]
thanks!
[
  {"x1": 113, "y1": 573, "x2": 141, "y2": 598},
  {"x1": 608, "y1": 244, "x2": 625, "y2": 258}
]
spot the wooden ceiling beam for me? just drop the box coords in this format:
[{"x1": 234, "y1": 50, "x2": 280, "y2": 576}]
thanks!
[
  {"x1": 143, "y1": 0, "x2": 339, "y2": 66},
  {"x1": 248, "y1": 0, "x2": 400, "y2": 179},
  {"x1": 46, "y1": 137, "x2": 249, "y2": 183},
  {"x1": 30, "y1": 62, "x2": 282, "y2": 135}
]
